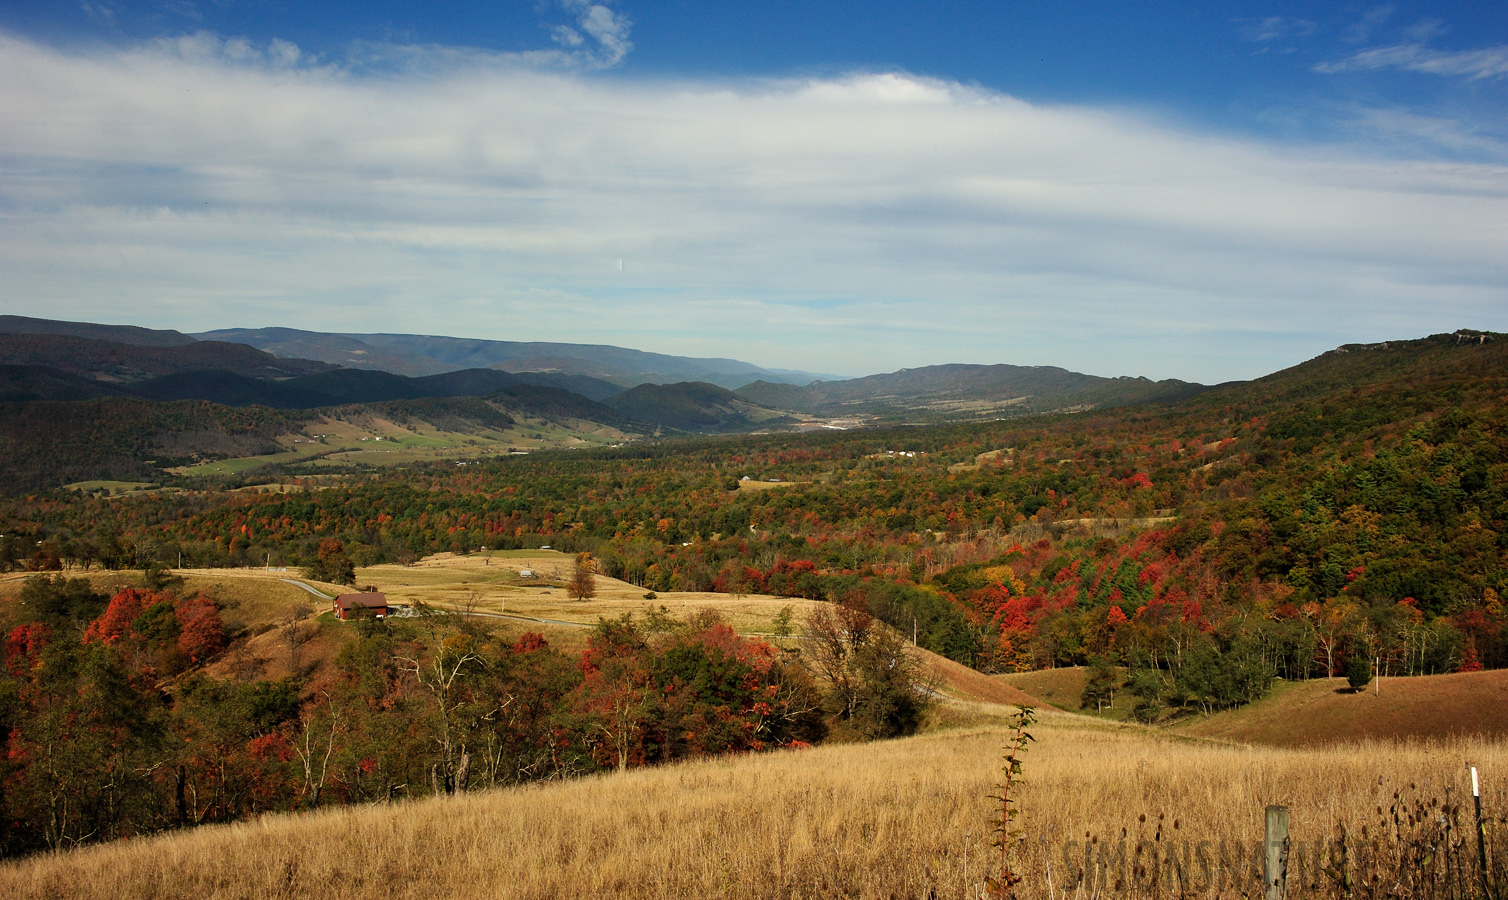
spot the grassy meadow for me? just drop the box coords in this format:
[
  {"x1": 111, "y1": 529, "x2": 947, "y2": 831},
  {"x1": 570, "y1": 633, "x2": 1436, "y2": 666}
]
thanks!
[
  {"x1": 167, "y1": 411, "x2": 632, "y2": 478},
  {"x1": 2, "y1": 712, "x2": 1502, "y2": 899},
  {"x1": 5, "y1": 560, "x2": 1506, "y2": 899}
]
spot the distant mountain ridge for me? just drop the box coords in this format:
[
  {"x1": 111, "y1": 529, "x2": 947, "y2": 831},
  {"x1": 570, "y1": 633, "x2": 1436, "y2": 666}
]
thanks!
[
  {"x1": 0, "y1": 333, "x2": 335, "y2": 383},
  {"x1": 738, "y1": 362, "x2": 1209, "y2": 419},
  {"x1": 0, "y1": 315, "x2": 197, "y2": 347},
  {"x1": 196, "y1": 327, "x2": 839, "y2": 390},
  {"x1": 97, "y1": 365, "x2": 628, "y2": 410},
  {"x1": 0, "y1": 322, "x2": 1502, "y2": 492}
]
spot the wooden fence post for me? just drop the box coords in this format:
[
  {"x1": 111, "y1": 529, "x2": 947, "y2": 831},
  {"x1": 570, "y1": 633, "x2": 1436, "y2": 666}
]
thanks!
[
  {"x1": 1266, "y1": 805, "x2": 1290, "y2": 900},
  {"x1": 1472, "y1": 767, "x2": 1493, "y2": 900}
]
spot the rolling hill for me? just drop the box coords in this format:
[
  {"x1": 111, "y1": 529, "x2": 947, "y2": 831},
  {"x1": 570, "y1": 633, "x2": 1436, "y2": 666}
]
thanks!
[
  {"x1": 0, "y1": 364, "x2": 131, "y2": 404},
  {"x1": 1003, "y1": 665, "x2": 1508, "y2": 747},
  {"x1": 737, "y1": 362, "x2": 1209, "y2": 420},
  {"x1": 119, "y1": 366, "x2": 626, "y2": 410},
  {"x1": 0, "y1": 315, "x2": 197, "y2": 347},
  {"x1": 1175, "y1": 669, "x2": 1508, "y2": 747},
  {"x1": 604, "y1": 381, "x2": 793, "y2": 433},
  {"x1": 0, "y1": 333, "x2": 335, "y2": 383}
]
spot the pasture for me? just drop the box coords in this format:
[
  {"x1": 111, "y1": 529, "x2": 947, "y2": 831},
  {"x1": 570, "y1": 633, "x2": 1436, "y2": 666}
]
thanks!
[{"x1": 2, "y1": 712, "x2": 1501, "y2": 899}]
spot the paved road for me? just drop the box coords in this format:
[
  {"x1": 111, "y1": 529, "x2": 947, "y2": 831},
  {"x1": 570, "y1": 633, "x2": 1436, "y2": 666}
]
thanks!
[
  {"x1": 455, "y1": 609, "x2": 593, "y2": 629},
  {"x1": 280, "y1": 578, "x2": 334, "y2": 600}
]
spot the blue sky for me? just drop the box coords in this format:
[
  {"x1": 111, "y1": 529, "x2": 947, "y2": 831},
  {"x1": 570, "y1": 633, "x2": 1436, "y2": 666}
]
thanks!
[{"x1": 0, "y1": 2, "x2": 1504, "y2": 381}]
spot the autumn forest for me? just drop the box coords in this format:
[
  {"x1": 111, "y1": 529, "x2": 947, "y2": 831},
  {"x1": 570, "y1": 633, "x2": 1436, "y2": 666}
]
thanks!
[{"x1": 1, "y1": 330, "x2": 1505, "y2": 857}]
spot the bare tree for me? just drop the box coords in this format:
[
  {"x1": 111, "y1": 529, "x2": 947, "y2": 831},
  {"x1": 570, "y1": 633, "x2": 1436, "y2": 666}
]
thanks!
[
  {"x1": 295, "y1": 694, "x2": 341, "y2": 808},
  {"x1": 280, "y1": 597, "x2": 313, "y2": 671},
  {"x1": 567, "y1": 552, "x2": 597, "y2": 601},
  {"x1": 398, "y1": 640, "x2": 484, "y2": 795}
]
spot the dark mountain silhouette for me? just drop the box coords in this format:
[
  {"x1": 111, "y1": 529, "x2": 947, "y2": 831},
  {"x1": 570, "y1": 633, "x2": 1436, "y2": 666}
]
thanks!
[
  {"x1": 0, "y1": 315, "x2": 198, "y2": 348},
  {"x1": 0, "y1": 333, "x2": 334, "y2": 383},
  {"x1": 198, "y1": 326, "x2": 837, "y2": 389},
  {"x1": 605, "y1": 381, "x2": 792, "y2": 433},
  {"x1": 0, "y1": 364, "x2": 130, "y2": 404}
]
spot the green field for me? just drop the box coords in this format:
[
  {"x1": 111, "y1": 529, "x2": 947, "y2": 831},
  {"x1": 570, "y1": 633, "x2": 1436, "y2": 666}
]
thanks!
[
  {"x1": 63, "y1": 480, "x2": 163, "y2": 494},
  {"x1": 170, "y1": 413, "x2": 628, "y2": 478}
]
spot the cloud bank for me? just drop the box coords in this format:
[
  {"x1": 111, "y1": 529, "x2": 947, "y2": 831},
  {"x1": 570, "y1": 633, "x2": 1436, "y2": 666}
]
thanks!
[{"x1": 0, "y1": 31, "x2": 1504, "y2": 381}]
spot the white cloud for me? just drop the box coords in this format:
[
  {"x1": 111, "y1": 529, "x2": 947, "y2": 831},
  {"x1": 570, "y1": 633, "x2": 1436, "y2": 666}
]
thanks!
[
  {"x1": 1237, "y1": 17, "x2": 1317, "y2": 44},
  {"x1": 80, "y1": 2, "x2": 116, "y2": 24},
  {"x1": 550, "y1": 0, "x2": 632, "y2": 68},
  {"x1": 1401, "y1": 18, "x2": 1448, "y2": 43},
  {"x1": 552, "y1": 25, "x2": 585, "y2": 49},
  {"x1": 1317, "y1": 42, "x2": 1508, "y2": 79},
  {"x1": 1343, "y1": 4, "x2": 1397, "y2": 45},
  {"x1": 574, "y1": 3, "x2": 632, "y2": 66},
  {"x1": 1349, "y1": 108, "x2": 1507, "y2": 157},
  {"x1": 0, "y1": 31, "x2": 1504, "y2": 382}
]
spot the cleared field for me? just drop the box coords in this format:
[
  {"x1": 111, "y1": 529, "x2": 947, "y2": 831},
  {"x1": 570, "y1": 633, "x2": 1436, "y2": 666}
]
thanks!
[
  {"x1": 3, "y1": 713, "x2": 1501, "y2": 900},
  {"x1": 1002, "y1": 666, "x2": 1508, "y2": 747},
  {"x1": 62, "y1": 479, "x2": 161, "y2": 494},
  {"x1": 355, "y1": 551, "x2": 821, "y2": 636},
  {"x1": 736, "y1": 478, "x2": 802, "y2": 492},
  {"x1": 1177, "y1": 669, "x2": 1508, "y2": 746},
  {"x1": 999, "y1": 666, "x2": 1137, "y2": 721},
  {"x1": 170, "y1": 412, "x2": 632, "y2": 478}
]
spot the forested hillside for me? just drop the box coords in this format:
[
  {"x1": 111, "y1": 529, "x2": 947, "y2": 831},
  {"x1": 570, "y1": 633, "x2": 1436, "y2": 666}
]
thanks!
[
  {"x1": 5, "y1": 332, "x2": 1503, "y2": 685},
  {"x1": 737, "y1": 362, "x2": 1209, "y2": 419},
  {"x1": 1, "y1": 328, "x2": 1504, "y2": 858}
]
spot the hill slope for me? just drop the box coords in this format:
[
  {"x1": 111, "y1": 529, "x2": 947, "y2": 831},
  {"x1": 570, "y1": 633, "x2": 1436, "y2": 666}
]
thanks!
[
  {"x1": 0, "y1": 364, "x2": 130, "y2": 403},
  {"x1": 605, "y1": 381, "x2": 792, "y2": 433},
  {"x1": 0, "y1": 333, "x2": 334, "y2": 383},
  {"x1": 0, "y1": 315, "x2": 197, "y2": 347},
  {"x1": 739, "y1": 362, "x2": 1207, "y2": 420},
  {"x1": 1176, "y1": 670, "x2": 1508, "y2": 747},
  {"x1": 199, "y1": 327, "x2": 835, "y2": 389},
  {"x1": 1186, "y1": 329, "x2": 1503, "y2": 425},
  {"x1": 2, "y1": 720, "x2": 1499, "y2": 899}
]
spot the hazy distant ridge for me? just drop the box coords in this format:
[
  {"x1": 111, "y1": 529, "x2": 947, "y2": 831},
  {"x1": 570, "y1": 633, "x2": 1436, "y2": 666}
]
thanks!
[{"x1": 198, "y1": 327, "x2": 840, "y2": 389}]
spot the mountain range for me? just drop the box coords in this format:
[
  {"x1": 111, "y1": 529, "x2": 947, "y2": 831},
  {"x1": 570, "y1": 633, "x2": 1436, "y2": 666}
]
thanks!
[
  {"x1": 196, "y1": 326, "x2": 838, "y2": 389},
  {"x1": 2, "y1": 314, "x2": 1497, "y2": 493}
]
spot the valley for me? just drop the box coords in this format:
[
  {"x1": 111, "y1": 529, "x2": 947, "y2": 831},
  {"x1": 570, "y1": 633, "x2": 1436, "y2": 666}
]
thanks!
[{"x1": 1, "y1": 318, "x2": 1505, "y2": 895}]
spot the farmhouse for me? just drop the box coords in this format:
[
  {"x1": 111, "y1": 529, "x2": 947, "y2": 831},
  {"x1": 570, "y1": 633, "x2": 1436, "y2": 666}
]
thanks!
[{"x1": 333, "y1": 592, "x2": 388, "y2": 620}]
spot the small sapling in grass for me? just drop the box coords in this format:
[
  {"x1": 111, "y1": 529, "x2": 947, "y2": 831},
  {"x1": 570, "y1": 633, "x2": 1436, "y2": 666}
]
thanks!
[{"x1": 986, "y1": 705, "x2": 1036, "y2": 898}]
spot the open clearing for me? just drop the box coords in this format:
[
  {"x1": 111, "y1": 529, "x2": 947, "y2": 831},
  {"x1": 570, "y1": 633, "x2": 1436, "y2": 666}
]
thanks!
[
  {"x1": 169, "y1": 412, "x2": 632, "y2": 478},
  {"x1": 1176, "y1": 669, "x2": 1508, "y2": 746},
  {"x1": 1001, "y1": 665, "x2": 1508, "y2": 746},
  {"x1": 353, "y1": 551, "x2": 820, "y2": 637},
  {"x1": 736, "y1": 478, "x2": 803, "y2": 492}
]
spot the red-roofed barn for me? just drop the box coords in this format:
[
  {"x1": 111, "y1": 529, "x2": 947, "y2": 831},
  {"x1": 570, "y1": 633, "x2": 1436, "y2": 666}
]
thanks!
[{"x1": 333, "y1": 592, "x2": 388, "y2": 620}]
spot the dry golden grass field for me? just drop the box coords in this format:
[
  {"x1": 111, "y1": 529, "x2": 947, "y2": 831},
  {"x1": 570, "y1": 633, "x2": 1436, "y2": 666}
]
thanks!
[
  {"x1": 1176, "y1": 669, "x2": 1508, "y2": 746},
  {"x1": 5, "y1": 561, "x2": 1508, "y2": 899},
  {"x1": 356, "y1": 550, "x2": 820, "y2": 633},
  {"x1": 2, "y1": 713, "x2": 1502, "y2": 900},
  {"x1": 1000, "y1": 666, "x2": 1121, "y2": 715}
]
